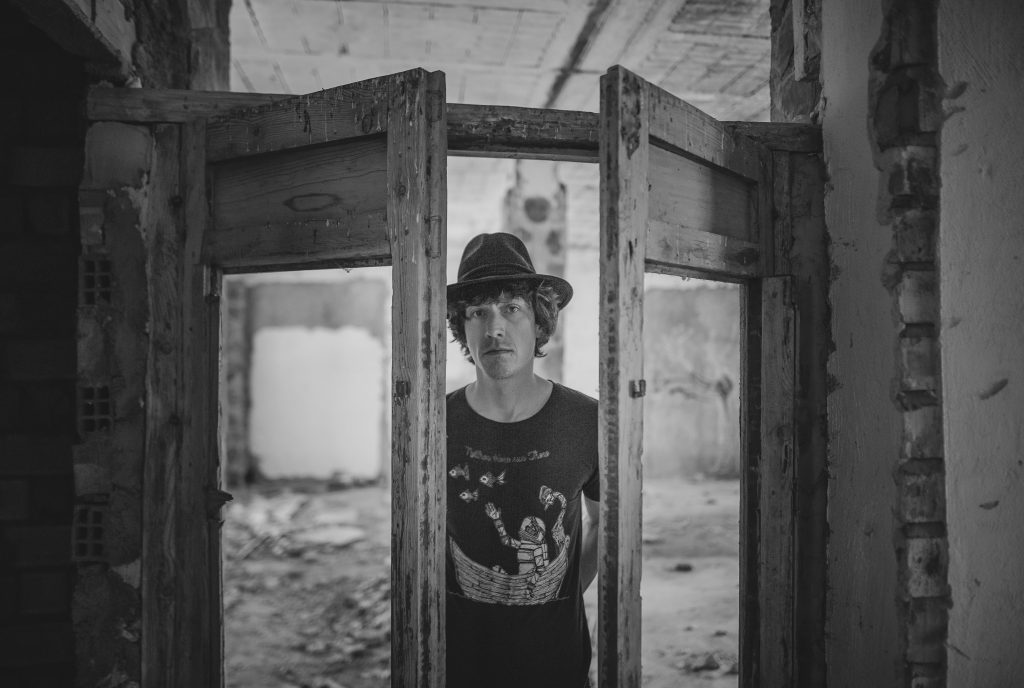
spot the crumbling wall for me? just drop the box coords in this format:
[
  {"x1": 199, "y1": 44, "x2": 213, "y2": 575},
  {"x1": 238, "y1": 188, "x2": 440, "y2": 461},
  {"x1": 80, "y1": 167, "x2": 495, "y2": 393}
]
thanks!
[
  {"x1": 938, "y1": 0, "x2": 1024, "y2": 683},
  {"x1": 0, "y1": 7, "x2": 83, "y2": 685},
  {"x1": 822, "y1": 1, "x2": 950, "y2": 685}
]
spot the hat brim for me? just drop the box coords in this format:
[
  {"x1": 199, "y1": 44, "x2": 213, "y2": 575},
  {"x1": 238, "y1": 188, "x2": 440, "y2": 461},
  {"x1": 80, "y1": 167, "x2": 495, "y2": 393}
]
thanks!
[{"x1": 446, "y1": 272, "x2": 573, "y2": 309}]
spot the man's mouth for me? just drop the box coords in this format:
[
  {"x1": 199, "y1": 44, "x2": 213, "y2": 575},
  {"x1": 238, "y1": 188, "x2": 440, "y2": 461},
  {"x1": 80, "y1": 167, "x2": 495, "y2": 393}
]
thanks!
[{"x1": 484, "y1": 348, "x2": 513, "y2": 356}]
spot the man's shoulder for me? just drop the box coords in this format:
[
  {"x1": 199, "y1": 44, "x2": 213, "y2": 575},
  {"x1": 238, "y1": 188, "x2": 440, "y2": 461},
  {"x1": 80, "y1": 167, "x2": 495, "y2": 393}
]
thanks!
[{"x1": 551, "y1": 383, "x2": 598, "y2": 413}]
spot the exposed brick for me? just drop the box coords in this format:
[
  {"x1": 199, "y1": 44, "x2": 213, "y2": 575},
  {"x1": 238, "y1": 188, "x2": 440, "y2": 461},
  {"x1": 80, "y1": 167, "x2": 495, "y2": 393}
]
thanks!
[
  {"x1": 899, "y1": 335, "x2": 938, "y2": 392},
  {"x1": 4, "y1": 338, "x2": 76, "y2": 380},
  {"x1": 897, "y1": 269, "x2": 938, "y2": 325},
  {"x1": 880, "y1": 146, "x2": 938, "y2": 200},
  {"x1": 31, "y1": 475, "x2": 74, "y2": 522},
  {"x1": 894, "y1": 209, "x2": 937, "y2": 263},
  {"x1": 885, "y1": 2, "x2": 937, "y2": 69},
  {"x1": 0, "y1": 189, "x2": 26, "y2": 234},
  {"x1": 903, "y1": 406, "x2": 943, "y2": 458},
  {"x1": 0, "y1": 622, "x2": 74, "y2": 666},
  {"x1": 16, "y1": 382, "x2": 77, "y2": 434},
  {"x1": 906, "y1": 537, "x2": 948, "y2": 597},
  {"x1": 898, "y1": 470, "x2": 945, "y2": 523},
  {"x1": 0, "y1": 479, "x2": 31, "y2": 521},
  {"x1": 0, "y1": 292, "x2": 21, "y2": 333},
  {"x1": 0, "y1": 435, "x2": 74, "y2": 476},
  {"x1": 1, "y1": 525, "x2": 72, "y2": 568},
  {"x1": 906, "y1": 599, "x2": 947, "y2": 664},
  {"x1": 0, "y1": 290, "x2": 76, "y2": 337},
  {"x1": 7, "y1": 147, "x2": 84, "y2": 188},
  {"x1": 26, "y1": 189, "x2": 75, "y2": 236},
  {"x1": 20, "y1": 569, "x2": 71, "y2": 615},
  {"x1": 0, "y1": 239, "x2": 77, "y2": 287}
]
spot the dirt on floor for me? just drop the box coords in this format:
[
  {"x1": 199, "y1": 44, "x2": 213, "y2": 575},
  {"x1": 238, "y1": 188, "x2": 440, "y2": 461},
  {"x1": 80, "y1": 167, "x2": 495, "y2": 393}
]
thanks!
[{"x1": 223, "y1": 477, "x2": 740, "y2": 688}]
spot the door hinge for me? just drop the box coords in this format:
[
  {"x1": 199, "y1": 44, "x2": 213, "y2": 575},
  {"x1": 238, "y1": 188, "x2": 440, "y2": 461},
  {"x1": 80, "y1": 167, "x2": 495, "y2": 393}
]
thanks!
[{"x1": 629, "y1": 379, "x2": 646, "y2": 398}]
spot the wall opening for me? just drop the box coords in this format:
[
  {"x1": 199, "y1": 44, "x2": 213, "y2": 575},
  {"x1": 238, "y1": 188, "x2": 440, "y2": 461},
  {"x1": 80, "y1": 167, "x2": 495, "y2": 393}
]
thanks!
[{"x1": 220, "y1": 266, "x2": 393, "y2": 688}]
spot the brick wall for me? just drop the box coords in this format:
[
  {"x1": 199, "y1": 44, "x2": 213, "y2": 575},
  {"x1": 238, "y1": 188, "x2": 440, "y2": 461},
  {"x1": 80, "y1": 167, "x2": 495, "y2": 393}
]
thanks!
[
  {"x1": 868, "y1": 3, "x2": 948, "y2": 685},
  {"x1": 0, "y1": 4, "x2": 84, "y2": 685}
]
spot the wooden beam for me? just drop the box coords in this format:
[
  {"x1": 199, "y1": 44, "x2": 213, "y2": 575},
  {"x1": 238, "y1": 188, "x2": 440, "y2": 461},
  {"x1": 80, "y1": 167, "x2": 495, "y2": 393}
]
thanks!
[
  {"x1": 726, "y1": 122, "x2": 823, "y2": 154},
  {"x1": 87, "y1": 88, "x2": 603, "y2": 162},
  {"x1": 645, "y1": 82, "x2": 765, "y2": 183},
  {"x1": 10, "y1": 0, "x2": 129, "y2": 71},
  {"x1": 388, "y1": 69, "x2": 447, "y2": 688},
  {"x1": 598, "y1": 65, "x2": 646, "y2": 688},
  {"x1": 758, "y1": 276, "x2": 797, "y2": 687},
  {"x1": 86, "y1": 87, "x2": 286, "y2": 122},
  {"x1": 646, "y1": 221, "x2": 761, "y2": 279},
  {"x1": 447, "y1": 104, "x2": 598, "y2": 161},
  {"x1": 140, "y1": 122, "x2": 184, "y2": 688}
]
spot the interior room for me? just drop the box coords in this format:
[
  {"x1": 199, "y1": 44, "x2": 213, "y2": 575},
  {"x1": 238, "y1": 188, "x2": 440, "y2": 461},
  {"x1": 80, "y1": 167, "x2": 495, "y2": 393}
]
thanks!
[{"x1": 1, "y1": 1, "x2": 1022, "y2": 687}]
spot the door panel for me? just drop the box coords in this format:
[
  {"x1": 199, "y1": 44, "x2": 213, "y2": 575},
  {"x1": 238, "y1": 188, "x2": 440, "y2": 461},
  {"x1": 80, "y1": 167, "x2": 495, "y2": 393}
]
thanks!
[
  {"x1": 598, "y1": 65, "x2": 794, "y2": 688},
  {"x1": 102, "y1": 69, "x2": 449, "y2": 688},
  {"x1": 208, "y1": 137, "x2": 389, "y2": 269}
]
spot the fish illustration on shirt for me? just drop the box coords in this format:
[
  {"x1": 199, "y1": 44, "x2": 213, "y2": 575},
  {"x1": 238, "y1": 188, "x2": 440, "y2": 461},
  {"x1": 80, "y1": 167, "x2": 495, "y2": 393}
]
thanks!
[
  {"x1": 458, "y1": 488, "x2": 479, "y2": 503},
  {"x1": 448, "y1": 463, "x2": 470, "y2": 480},
  {"x1": 478, "y1": 470, "x2": 506, "y2": 488}
]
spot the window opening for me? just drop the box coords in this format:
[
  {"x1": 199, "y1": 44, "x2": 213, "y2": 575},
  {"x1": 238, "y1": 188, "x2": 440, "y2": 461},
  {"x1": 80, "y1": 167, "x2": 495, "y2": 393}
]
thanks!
[{"x1": 220, "y1": 267, "x2": 393, "y2": 688}]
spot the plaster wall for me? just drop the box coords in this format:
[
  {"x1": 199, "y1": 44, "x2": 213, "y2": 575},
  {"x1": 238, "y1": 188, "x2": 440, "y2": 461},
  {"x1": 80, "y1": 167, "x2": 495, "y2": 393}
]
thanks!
[
  {"x1": 938, "y1": 0, "x2": 1024, "y2": 681},
  {"x1": 820, "y1": 2, "x2": 902, "y2": 684}
]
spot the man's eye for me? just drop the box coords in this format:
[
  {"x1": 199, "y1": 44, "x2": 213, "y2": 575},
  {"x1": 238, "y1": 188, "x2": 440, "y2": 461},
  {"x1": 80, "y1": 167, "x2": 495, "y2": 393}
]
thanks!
[{"x1": 506, "y1": 304, "x2": 520, "y2": 313}]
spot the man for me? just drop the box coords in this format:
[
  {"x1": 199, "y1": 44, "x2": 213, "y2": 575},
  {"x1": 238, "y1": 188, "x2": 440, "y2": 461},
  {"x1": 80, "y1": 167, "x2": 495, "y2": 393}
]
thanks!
[{"x1": 445, "y1": 232, "x2": 599, "y2": 688}]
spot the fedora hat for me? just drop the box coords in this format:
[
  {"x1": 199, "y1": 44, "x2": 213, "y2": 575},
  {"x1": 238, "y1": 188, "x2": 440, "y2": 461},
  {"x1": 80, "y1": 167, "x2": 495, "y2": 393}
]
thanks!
[{"x1": 447, "y1": 232, "x2": 573, "y2": 308}]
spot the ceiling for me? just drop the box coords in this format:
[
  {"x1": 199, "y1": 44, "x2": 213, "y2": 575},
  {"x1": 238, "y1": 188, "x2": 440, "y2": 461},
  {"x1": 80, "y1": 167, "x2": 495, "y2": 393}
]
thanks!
[
  {"x1": 229, "y1": 0, "x2": 770, "y2": 118},
  {"x1": 228, "y1": 0, "x2": 771, "y2": 248}
]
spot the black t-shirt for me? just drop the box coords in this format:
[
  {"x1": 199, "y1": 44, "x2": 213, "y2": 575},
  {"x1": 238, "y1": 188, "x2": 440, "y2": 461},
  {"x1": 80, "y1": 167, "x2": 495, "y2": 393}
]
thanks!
[{"x1": 445, "y1": 382, "x2": 599, "y2": 688}]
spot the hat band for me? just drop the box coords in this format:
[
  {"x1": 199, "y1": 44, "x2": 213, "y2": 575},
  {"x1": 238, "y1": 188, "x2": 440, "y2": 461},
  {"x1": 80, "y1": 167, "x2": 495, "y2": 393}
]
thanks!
[{"x1": 459, "y1": 262, "x2": 536, "y2": 282}]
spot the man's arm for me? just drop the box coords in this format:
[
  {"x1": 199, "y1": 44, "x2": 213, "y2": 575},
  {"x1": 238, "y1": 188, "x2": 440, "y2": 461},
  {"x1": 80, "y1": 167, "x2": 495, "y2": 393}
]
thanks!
[{"x1": 580, "y1": 496, "x2": 599, "y2": 592}]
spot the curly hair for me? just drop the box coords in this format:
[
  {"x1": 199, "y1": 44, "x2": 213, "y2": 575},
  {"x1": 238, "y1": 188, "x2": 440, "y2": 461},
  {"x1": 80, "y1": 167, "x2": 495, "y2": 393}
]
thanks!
[{"x1": 447, "y1": 279, "x2": 562, "y2": 364}]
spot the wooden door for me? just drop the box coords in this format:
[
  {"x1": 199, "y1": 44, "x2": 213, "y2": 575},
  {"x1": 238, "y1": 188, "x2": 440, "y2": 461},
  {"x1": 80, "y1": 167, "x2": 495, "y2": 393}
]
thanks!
[
  {"x1": 598, "y1": 66, "x2": 796, "y2": 688},
  {"x1": 101, "y1": 69, "x2": 449, "y2": 688}
]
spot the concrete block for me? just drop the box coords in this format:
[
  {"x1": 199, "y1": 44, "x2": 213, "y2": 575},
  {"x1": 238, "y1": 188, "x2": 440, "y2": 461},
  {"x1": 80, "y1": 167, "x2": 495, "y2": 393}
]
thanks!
[
  {"x1": 26, "y1": 190, "x2": 74, "y2": 236},
  {"x1": 0, "y1": 190, "x2": 25, "y2": 235},
  {"x1": 20, "y1": 569, "x2": 71, "y2": 615},
  {"x1": 897, "y1": 269, "x2": 938, "y2": 325},
  {"x1": 899, "y1": 335, "x2": 938, "y2": 392},
  {"x1": 2, "y1": 526, "x2": 72, "y2": 568},
  {"x1": 0, "y1": 435, "x2": 73, "y2": 476},
  {"x1": 0, "y1": 479, "x2": 31, "y2": 521},
  {"x1": 903, "y1": 406, "x2": 943, "y2": 459},
  {"x1": 906, "y1": 599, "x2": 947, "y2": 664},
  {"x1": 4, "y1": 339, "x2": 76, "y2": 380},
  {"x1": 898, "y1": 470, "x2": 945, "y2": 523},
  {"x1": 906, "y1": 537, "x2": 948, "y2": 597},
  {"x1": 0, "y1": 622, "x2": 74, "y2": 667},
  {"x1": 0, "y1": 293, "x2": 22, "y2": 334},
  {"x1": 6, "y1": 147, "x2": 83, "y2": 188}
]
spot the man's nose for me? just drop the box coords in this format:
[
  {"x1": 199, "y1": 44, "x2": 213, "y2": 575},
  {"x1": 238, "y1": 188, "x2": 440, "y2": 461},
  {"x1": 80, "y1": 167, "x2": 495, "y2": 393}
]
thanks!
[{"x1": 485, "y1": 312, "x2": 506, "y2": 337}]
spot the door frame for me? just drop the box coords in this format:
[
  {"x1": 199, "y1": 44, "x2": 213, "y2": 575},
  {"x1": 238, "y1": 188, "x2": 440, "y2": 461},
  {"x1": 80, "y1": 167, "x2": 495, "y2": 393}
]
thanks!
[{"x1": 86, "y1": 82, "x2": 824, "y2": 688}]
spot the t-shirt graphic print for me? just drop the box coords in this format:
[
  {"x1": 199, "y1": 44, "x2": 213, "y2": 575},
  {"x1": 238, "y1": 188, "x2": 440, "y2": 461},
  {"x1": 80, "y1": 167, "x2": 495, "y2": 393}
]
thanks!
[{"x1": 445, "y1": 382, "x2": 599, "y2": 688}]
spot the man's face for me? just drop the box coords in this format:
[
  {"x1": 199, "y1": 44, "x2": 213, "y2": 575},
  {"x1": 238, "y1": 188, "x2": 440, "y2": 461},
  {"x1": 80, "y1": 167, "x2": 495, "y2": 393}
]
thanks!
[{"x1": 463, "y1": 294, "x2": 539, "y2": 381}]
